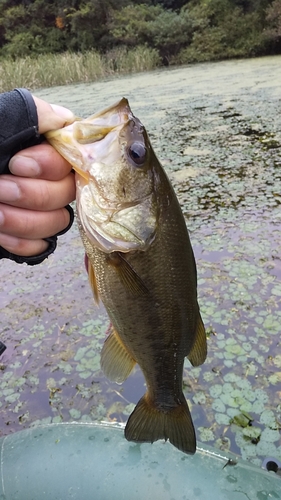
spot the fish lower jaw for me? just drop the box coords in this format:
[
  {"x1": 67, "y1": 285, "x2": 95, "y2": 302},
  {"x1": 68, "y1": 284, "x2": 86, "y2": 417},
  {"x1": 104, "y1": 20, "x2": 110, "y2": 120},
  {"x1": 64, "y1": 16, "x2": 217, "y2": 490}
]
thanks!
[{"x1": 81, "y1": 218, "x2": 144, "y2": 253}]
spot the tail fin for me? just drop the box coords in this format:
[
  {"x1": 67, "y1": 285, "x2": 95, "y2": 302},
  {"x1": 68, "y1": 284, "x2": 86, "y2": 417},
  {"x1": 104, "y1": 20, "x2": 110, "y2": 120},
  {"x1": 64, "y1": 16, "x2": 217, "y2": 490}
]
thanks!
[{"x1": 124, "y1": 393, "x2": 196, "y2": 455}]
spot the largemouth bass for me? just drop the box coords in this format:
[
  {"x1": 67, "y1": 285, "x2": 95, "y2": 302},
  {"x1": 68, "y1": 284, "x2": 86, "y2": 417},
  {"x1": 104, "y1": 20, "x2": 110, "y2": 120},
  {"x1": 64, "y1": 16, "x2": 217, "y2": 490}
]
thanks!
[{"x1": 46, "y1": 99, "x2": 207, "y2": 454}]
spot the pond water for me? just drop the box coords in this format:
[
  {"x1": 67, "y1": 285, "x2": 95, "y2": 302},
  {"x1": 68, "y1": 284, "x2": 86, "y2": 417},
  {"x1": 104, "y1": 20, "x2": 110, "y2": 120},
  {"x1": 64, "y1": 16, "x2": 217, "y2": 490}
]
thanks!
[{"x1": 1, "y1": 56, "x2": 281, "y2": 466}]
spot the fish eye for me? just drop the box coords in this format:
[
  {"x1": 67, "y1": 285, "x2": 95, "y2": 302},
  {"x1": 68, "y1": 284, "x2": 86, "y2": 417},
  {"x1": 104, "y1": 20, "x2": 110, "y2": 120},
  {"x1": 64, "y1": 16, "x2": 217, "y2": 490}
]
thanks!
[{"x1": 128, "y1": 142, "x2": 147, "y2": 167}]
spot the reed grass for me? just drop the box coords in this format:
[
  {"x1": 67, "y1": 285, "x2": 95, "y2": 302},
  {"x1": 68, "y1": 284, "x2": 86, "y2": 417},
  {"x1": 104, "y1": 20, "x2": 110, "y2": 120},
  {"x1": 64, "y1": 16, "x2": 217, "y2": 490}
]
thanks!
[{"x1": 0, "y1": 46, "x2": 161, "y2": 92}]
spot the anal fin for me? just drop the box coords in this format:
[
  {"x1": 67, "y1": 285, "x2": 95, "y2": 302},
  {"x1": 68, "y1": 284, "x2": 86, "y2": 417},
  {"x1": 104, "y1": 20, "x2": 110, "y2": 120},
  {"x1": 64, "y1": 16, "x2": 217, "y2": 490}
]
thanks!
[
  {"x1": 187, "y1": 312, "x2": 207, "y2": 367},
  {"x1": 101, "y1": 327, "x2": 136, "y2": 383}
]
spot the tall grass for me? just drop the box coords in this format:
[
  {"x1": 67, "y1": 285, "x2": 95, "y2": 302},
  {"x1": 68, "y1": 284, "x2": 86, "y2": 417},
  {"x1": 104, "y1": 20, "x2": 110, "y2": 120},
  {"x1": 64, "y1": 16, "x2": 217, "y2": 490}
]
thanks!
[
  {"x1": 0, "y1": 46, "x2": 161, "y2": 92},
  {"x1": 105, "y1": 46, "x2": 161, "y2": 73}
]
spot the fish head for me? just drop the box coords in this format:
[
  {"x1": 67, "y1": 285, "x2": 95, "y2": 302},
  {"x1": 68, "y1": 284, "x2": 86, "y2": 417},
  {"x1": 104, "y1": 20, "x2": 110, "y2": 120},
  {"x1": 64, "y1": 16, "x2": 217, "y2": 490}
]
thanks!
[{"x1": 46, "y1": 98, "x2": 159, "y2": 253}]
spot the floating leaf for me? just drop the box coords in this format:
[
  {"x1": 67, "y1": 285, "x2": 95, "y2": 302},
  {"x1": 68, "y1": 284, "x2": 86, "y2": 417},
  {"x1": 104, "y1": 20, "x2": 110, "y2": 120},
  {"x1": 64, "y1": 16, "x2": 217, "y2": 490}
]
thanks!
[
  {"x1": 52, "y1": 415, "x2": 63, "y2": 423},
  {"x1": 81, "y1": 414, "x2": 93, "y2": 422},
  {"x1": 224, "y1": 360, "x2": 236, "y2": 368},
  {"x1": 260, "y1": 428, "x2": 280, "y2": 443},
  {"x1": 260, "y1": 410, "x2": 277, "y2": 429},
  {"x1": 268, "y1": 372, "x2": 281, "y2": 385},
  {"x1": 231, "y1": 412, "x2": 253, "y2": 428},
  {"x1": 271, "y1": 285, "x2": 281, "y2": 296},
  {"x1": 57, "y1": 362, "x2": 72, "y2": 374},
  {"x1": 212, "y1": 400, "x2": 226, "y2": 413},
  {"x1": 215, "y1": 413, "x2": 230, "y2": 425},
  {"x1": 69, "y1": 409, "x2": 81, "y2": 419},
  {"x1": 198, "y1": 427, "x2": 215, "y2": 442},
  {"x1": 5, "y1": 392, "x2": 20, "y2": 404},
  {"x1": 46, "y1": 378, "x2": 57, "y2": 390},
  {"x1": 123, "y1": 403, "x2": 135, "y2": 416},
  {"x1": 240, "y1": 401, "x2": 254, "y2": 413},
  {"x1": 74, "y1": 347, "x2": 88, "y2": 361},
  {"x1": 273, "y1": 354, "x2": 281, "y2": 368},
  {"x1": 193, "y1": 391, "x2": 207, "y2": 405},
  {"x1": 223, "y1": 363, "x2": 240, "y2": 379},
  {"x1": 209, "y1": 384, "x2": 223, "y2": 398},
  {"x1": 221, "y1": 394, "x2": 239, "y2": 408},
  {"x1": 242, "y1": 426, "x2": 261, "y2": 441},
  {"x1": 78, "y1": 371, "x2": 92, "y2": 380},
  {"x1": 251, "y1": 400, "x2": 265, "y2": 414}
]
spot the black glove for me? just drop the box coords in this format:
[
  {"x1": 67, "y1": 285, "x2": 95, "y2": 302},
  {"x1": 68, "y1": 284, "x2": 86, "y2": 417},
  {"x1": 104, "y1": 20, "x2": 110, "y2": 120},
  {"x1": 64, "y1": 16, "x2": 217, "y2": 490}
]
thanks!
[{"x1": 0, "y1": 88, "x2": 74, "y2": 265}]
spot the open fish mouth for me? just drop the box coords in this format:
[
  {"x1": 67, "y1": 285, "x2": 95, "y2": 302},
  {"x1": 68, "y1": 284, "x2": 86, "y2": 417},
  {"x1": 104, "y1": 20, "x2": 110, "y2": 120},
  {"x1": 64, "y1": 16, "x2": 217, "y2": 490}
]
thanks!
[
  {"x1": 46, "y1": 98, "x2": 158, "y2": 253},
  {"x1": 46, "y1": 98, "x2": 133, "y2": 177}
]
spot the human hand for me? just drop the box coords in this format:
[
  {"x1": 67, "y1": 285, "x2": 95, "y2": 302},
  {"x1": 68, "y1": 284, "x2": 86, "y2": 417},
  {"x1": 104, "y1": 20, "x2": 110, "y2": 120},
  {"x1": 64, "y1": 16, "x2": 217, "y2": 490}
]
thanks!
[{"x1": 0, "y1": 96, "x2": 76, "y2": 258}]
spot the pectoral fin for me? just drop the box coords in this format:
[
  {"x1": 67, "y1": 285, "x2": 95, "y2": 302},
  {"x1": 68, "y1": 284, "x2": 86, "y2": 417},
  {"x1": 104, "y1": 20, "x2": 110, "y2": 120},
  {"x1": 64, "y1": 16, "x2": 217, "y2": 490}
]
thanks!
[
  {"x1": 87, "y1": 257, "x2": 100, "y2": 305},
  {"x1": 107, "y1": 253, "x2": 149, "y2": 296},
  {"x1": 187, "y1": 312, "x2": 207, "y2": 367},
  {"x1": 100, "y1": 326, "x2": 136, "y2": 383}
]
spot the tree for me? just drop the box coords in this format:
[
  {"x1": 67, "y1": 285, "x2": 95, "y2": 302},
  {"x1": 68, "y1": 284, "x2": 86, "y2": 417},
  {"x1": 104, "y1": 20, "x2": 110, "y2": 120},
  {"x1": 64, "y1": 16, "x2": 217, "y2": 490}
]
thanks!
[
  {"x1": 176, "y1": 0, "x2": 267, "y2": 63},
  {"x1": 0, "y1": 0, "x2": 69, "y2": 56},
  {"x1": 109, "y1": 3, "x2": 192, "y2": 60},
  {"x1": 151, "y1": 0, "x2": 191, "y2": 9},
  {"x1": 0, "y1": 0, "x2": 279, "y2": 60},
  {"x1": 266, "y1": 0, "x2": 281, "y2": 38}
]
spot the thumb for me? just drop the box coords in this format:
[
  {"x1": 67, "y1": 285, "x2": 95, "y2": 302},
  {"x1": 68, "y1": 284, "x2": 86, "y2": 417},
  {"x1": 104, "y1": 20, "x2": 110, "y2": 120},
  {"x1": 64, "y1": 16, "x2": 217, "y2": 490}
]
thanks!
[{"x1": 32, "y1": 95, "x2": 75, "y2": 134}]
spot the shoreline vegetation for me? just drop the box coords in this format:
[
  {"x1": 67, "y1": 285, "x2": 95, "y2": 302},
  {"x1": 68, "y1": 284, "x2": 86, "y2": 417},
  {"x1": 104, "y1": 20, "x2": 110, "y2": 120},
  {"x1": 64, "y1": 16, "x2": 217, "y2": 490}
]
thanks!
[
  {"x1": 0, "y1": 45, "x2": 280, "y2": 94},
  {"x1": 0, "y1": 46, "x2": 161, "y2": 92},
  {"x1": 0, "y1": 0, "x2": 280, "y2": 92}
]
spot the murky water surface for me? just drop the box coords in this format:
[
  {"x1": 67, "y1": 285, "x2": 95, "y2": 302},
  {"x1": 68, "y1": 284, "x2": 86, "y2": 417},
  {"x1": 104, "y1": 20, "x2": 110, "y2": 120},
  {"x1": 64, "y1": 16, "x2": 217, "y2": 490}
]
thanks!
[{"x1": 1, "y1": 56, "x2": 281, "y2": 465}]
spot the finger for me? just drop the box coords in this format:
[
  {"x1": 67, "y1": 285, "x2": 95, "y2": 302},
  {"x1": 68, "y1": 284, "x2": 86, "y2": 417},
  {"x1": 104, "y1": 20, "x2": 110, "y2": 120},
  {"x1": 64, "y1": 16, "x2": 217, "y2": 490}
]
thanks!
[
  {"x1": 0, "y1": 173, "x2": 75, "y2": 211},
  {"x1": 9, "y1": 143, "x2": 73, "y2": 180},
  {"x1": 32, "y1": 96, "x2": 75, "y2": 134},
  {"x1": 0, "y1": 204, "x2": 71, "y2": 240},
  {"x1": 0, "y1": 232, "x2": 49, "y2": 257}
]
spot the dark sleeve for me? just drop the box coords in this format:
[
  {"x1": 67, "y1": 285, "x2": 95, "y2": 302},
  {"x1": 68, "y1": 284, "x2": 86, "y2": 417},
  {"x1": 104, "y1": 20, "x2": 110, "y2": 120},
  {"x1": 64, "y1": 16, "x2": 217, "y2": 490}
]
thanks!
[
  {"x1": 0, "y1": 88, "x2": 74, "y2": 265},
  {"x1": 0, "y1": 88, "x2": 42, "y2": 174}
]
